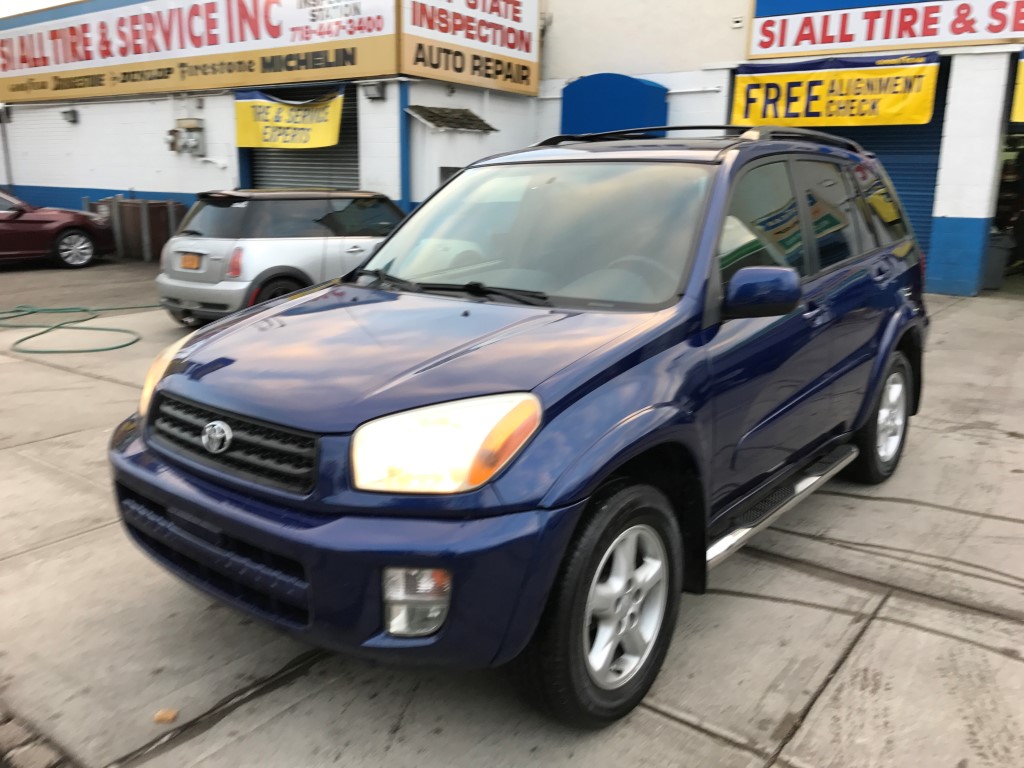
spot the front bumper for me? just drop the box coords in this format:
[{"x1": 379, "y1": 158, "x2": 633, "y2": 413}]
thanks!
[
  {"x1": 109, "y1": 421, "x2": 585, "y2": 667},
  {"x1": 155, "y1": 273, "x2": 251, "y2": 320}
]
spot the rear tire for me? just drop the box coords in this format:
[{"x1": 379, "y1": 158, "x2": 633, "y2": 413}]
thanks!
[
  {"x1": 253, "y1": 278, "x2": 303, "y2": 305},
  {"x1": 51, "y1": 229, "x2": 96, "y2": 269},
  {"x1": 516, "y1": 483, "x2": 682, "y2": 729},
  {"x1": 847, "y1": 351, "x2": 912, "y2": 484}
]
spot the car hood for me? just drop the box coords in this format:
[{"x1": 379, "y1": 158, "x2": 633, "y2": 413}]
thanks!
[{"x1": 161, "y1": 284, "x2": 654, "y2": 433}]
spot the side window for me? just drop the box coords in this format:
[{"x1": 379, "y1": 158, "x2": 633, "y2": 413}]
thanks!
[
  {"x1": 850, "y1": 162, "x2": 909, "y2": 244},
  {"x1": 247, "y1": 200, "x2": 331, "y2": 238},
  {"x1": 718, "y1": 162, "x2": 808, "y2": 286},
  {"x1": 324, "y1": 198, "x2": 403, "y2": 237},
  {"x1": 0, "y1": 195, "x2": 15, "y2": 212},
  {"x1": 792, "y1": 161, "x2": 859, "y2": 271}
]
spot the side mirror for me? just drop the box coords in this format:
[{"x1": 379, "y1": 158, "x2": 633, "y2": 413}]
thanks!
[{"x1": 722, "y1": 266, "x2": 802, "y2": 320}]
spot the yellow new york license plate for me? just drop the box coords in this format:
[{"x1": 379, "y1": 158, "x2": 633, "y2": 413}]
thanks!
[{"x1": 180, "y1": 253, "x2": 201, "y2": 270}]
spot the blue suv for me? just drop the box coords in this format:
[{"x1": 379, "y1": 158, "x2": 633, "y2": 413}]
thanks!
[{"x1": 109, "y1": 126, "x2": 927, "y2": 728}]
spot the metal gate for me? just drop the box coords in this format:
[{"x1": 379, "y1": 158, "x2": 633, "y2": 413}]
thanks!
[
  {"x1": 830, "y1": 60, "x2": 950, "y2": 255},
  {"x1": 251, "y1": 87, "x2": 359, "y2": 189}
]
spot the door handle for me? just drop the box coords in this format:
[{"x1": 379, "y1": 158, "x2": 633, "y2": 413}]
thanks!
[
  {"x1": 345, "y1": 245, "x2": 365, "y2": 254},
  {"x1": 802, "y1": 304, "x2": 824, "y2": 321},
  {"x1": 871, "y1": 263, "x2": 892, "y2": 283}
]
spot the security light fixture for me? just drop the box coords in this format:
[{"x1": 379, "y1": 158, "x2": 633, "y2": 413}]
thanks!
[{"x1": 61, "y1": 109, "x2": 78, "y2": 124}]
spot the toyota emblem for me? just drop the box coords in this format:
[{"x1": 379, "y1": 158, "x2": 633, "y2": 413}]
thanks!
[{"x1": 201, "y1": 420, "x2": 233, "y2": 454}]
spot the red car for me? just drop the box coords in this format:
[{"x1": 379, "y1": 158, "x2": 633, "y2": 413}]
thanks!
[{"x1": 0, "y1": 191, "x2": 115, "y2": 268}]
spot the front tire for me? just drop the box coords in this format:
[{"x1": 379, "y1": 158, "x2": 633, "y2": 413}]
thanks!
[
  {"x1": 52, "y1": 229, "x2": 96, "y2": 268},
  {"x1": 847, "y1": 351, "x2": 912, "y2": 484},
  {"x1": 517, "y1": 483, "x2": 683, "y2": 728}
]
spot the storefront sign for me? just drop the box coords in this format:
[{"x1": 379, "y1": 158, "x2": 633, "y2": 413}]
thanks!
[
  {"x1": 732, "y1": 53, "x2": 939, "y2": 127},
  {"x1": 399, "y1": 0, "x2": 539, "y2": 95},
  {"x1": 752, "y1": 1, "x2": 1024, "y2": 58},
  {"x1": 235, "y1": 89, "x2": 342, "y2": 147},
  {"x1": 1013, "y1": 51, "x2": 1024, "y2": 122},
  {"x1": 0, "y1": 0, "x2": 396, "y2": 102}
]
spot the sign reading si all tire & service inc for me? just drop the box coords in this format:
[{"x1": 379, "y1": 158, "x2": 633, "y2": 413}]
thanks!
[
  {"x1": 0, "y1": 0, "x2": 396, "y2": 102},
  {"x1": 752, "y1": 1, "x2": 1024, "y2": 58},
  {"x1": 400, "y1": 0, "x2": 540, "y2": 95},
  {"x1": 732, "y1": 52, "x2": 939, "y2": 127}
]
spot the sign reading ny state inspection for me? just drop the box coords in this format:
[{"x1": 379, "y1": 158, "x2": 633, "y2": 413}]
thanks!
[
  {"x1": 732, "y1": 53, "x2": 939, "y2": 127},
  {"x1": 752, "y1": 1, "x2": 1024, "y2": 58},
  {"x1": 0, "y1": 0, "x2": 395, "y2": 102},
  {"x1": 235, "y1": 89, "x2": 343, "y2": 147},
  {"x1": 400, "y1": 0, "x2": 539, "y2": 95}
]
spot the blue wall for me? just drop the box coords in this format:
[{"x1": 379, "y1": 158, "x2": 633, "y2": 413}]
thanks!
[
  {"x1": 12, "y1": 185, "x2": 197, "y2": 211},
  {"x1": 926, "y1": 217, "x2": 989, "y2": 296}
]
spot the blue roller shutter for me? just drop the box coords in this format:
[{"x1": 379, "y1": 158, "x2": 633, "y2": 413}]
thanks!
[{"x1": 830, "y1": 59, "x2": 949, "y2": 255}]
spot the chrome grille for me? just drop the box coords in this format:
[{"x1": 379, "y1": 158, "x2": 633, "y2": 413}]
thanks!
[{"x1": 151, "y1": 394, "x2": 318, "y2": 494}]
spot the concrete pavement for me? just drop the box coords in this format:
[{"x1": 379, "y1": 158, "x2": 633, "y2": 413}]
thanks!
[{"x1": 0, "y1": 281, "x2": 1022, "y2": 768}]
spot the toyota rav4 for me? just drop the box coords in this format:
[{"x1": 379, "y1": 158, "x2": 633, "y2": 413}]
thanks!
[{"x1": 109, "y1": 126, "x2": 927, "y2": 728}]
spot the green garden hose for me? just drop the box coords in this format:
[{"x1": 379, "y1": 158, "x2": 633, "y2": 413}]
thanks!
[{"x1": 0, "y1": 304, "x2": 162, "y2": 354}]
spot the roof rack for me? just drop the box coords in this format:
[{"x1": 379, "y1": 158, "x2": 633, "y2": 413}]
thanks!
[
  {"x1": 533, "y1": 124, "x2": 865, "y2": 153},
  {"x1": 533, "y1": 125, "x2": 749, "y2": 147},
  {"x1": 738, "y1": 126, "x2": 864, "y2": 153}
]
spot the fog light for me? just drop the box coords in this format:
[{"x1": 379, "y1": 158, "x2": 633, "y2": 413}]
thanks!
[{"x1": 383, "y1": 567, "x2": 451, "y2": 637}]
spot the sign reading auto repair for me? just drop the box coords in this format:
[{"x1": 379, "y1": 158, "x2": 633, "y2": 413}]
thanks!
[
  {"x1": 400, "y1": 0, "x2": 539, "y2": 95},
  {"x1": 0, "y1": 0, "x2": 396, "y2": 102},
  {"x1": 732, "y1": 53, "x2": 939, "y2": 127},
  {"x1": 752, "y1": 1, "x2": 1024, "y2": 58}
]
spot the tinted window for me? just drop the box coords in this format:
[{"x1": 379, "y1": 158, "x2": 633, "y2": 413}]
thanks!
[
  {"x1": 719, "y1": 162, "x2": 807, "y2": 285},
  {"x1": 0, "y1": 193, "x2": 16, "y2": 212},
  {"x1": 177, "y1": 199, "x2": 331, "y2": 239},
  {"x1": 850, "y1": 162, "x2": 909, "y2": 244},
  {"x1": 364, "y1": 162, "x2": 712, "y2": 309},
  {"x1": 323, "y1": 198, "x2": 402, "y2": 237},
  {"x1": 792, "y1": 161, "x2": 859, "y2": 271}
]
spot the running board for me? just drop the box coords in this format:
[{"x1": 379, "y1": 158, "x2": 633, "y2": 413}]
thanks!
[{"x1": 706, "y1": 444, "x2": 859, "y2": 569}]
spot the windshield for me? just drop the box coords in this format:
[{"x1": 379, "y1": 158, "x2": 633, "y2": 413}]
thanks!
[{"x1": 363, "y1": 162, "x2": 712, "y2": 309}]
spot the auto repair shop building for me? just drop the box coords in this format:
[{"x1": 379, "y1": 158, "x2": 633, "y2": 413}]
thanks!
[
  {"x1": 2, "y1": 0, "x2": 1021, "y2": 296},
  {"x1": 0, "y1": 0, "x2": 543, "y2": 215}
]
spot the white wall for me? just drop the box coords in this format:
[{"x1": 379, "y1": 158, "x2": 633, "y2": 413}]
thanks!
[
  {"x1": 540, "y1": 0, "x2": 748, "y2": 80},
  {"x1": 4, "y1": 93, "x2": 238, "y2": 199},
  {"x1": 407, "y1": 80, "x2": 540, "y2": 203},
  {"x1": 357, "y1": 82, "x2": 402, "y2": 201},
  {"x1": 933, "y1": 52, "x2": 1011, "y2": 219}
]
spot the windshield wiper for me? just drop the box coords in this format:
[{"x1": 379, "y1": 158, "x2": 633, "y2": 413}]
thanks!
[
  {"x1": 351, "y1": 268, "x2": 422, "y2": 292},
  {"x1": 419, "y1": 281, "x2": 550, "y2": 306},
  {"x1": 177, "y1": 229, "x2": 203, "y2": 237}
]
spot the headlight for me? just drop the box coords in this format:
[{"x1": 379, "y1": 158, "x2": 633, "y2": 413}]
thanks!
[
  {"x1": 85, "y1": 211, "x2": 109, "y2": 225},
  {"x1": 351, "y1": 393, "x2": 541, "y2": 494},
  {"x1": 138, "y1": 334, "x2": 193, "y2": 417}
]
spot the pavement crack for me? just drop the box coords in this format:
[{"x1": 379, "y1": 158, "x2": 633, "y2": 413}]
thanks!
[
  {"x1": 0, "y1": 350, "x2": 139, "y2": 391},
  {"x1": 759, "y1": 592, "x2": 891, "y2": 768},
  {"x1": 0, "y1": 521, "x2": 119, "y2": 563},
  {"x1": 744, "y1": 547, "x2": 1024, "y2": 625},
  {"x1": 769, "y1": 526, "x2": 1024, "y2": 592},
  {"x1": 382, "y1": 681, "x2": 420, "y2": 754},
  {"x1": 640, "y1": 700, "x2": 768, "y2": 760},
  {"x1": 704, "y1": 589, "x2": 869, "y2": 619},
  {"x1": 818, "y1": 490, "x2": 1024, "y2": 527},
  {"x1": 104, "y1": 648, "x2": 328, "y2": 768}
]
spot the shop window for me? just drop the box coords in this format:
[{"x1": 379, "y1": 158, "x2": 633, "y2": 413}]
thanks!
[
  {"x1": 718, "y1": 162, "x2": 808, "y2": 285},
  {"x1": 324, "y1": 198, "x2": 404, "y2": 237},
  {"x1": 850, "y1": 162, "x2": 909, "y2": 245},
  {"x1": 792, "y1": 161, "x2": 859, "y2": 271}
]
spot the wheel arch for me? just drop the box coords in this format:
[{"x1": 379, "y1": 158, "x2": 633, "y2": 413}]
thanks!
[
  {"x1": 854, "y1": 311, "x2": 925, "y2": 431},
  {"x1": 246, "y1": 266, "x2": 315, "y2": 306}
]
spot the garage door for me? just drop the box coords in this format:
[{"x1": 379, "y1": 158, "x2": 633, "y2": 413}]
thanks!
[
  {"x1": 830, "y1": 60, "x2": 950, "y2": 255},
  {"x1": 251, "y1": 86, "x2": 359, "y2": 189}
]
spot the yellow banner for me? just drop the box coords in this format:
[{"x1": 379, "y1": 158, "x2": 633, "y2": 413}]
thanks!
[
  {"x1": 732, "y1": 54, "x2": 939, "y2": 127},
  {"x1": 1013, "y1": 57, "x2": 1024, "y2": 123},
  {"x1": 235, "y1": 92, "x2": 343, "y2": 149}
]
